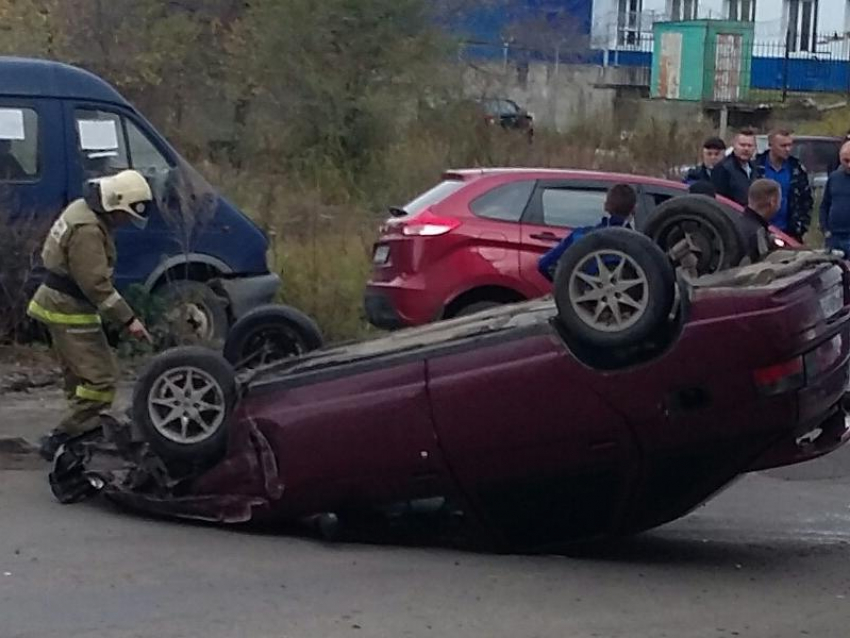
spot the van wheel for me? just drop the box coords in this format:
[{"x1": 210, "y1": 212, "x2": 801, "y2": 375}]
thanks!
[
  {"x1": 223, "y1": 305, "x2": 323, "y2": 369},
  {"x1": 132, "y1": 347, "x2": 236, "y2": 465},
  {"x1": 155, "y1": 280, "x2": 229, "y2": 346},
  {"x1": 554, "y1": 228, "x2": 675, "y2": 349},
  {"x1": 644, "y1": 195, "x2": 746, "y2": 274}
]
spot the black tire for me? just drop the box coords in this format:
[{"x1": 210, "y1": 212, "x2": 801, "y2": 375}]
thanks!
[
  {"x1": 223, "y1": 304, "x2": 323, "y2": 369},
  {"x1": 132, "y1": 346, "x2": 236, "y2": 465},
  {"x1": 154, "y1": 280, "x2": 229, "y2": 346},
  {"x1": 554, "y1": 228, "x2": 675, "y2": 349},
  {"x1": 454, "y1": 301, "x2": 505, "y2": 318},
  {"x1": 644, "y1": 195, "x2": 746, "y2": 275}
]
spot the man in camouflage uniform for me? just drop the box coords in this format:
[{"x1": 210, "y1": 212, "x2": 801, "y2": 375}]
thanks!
[{"x1": 28, "y1": 170, "x2": 154, "y2": 459}]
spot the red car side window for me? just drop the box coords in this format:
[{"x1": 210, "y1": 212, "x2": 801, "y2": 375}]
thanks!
[
  {"x1": 541, "y1": 189, "x2": 607, "y2": 228},
  {"x1": 469, "y1": 180, "x2": 535, "y2": 222}
]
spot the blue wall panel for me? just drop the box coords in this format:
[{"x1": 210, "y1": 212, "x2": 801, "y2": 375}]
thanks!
[
  {"x1": 750, "y1": 57, "x2": 850, "y2": 92},
  {"x1": 450, "y1": 0, "x2": 593, "y2": 43}
]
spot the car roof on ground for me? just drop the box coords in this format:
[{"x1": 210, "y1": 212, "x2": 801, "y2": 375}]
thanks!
[{"x1": 0, "y1": 56, "x2": 128, "y2": 105}]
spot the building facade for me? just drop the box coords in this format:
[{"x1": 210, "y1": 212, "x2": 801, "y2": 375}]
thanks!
[
  {"x1": 592, "y1": 0, "x2": 850, "y2": 55},
  {"x1": 451, "y1": 1, "x2": 850, "y2": 94}
]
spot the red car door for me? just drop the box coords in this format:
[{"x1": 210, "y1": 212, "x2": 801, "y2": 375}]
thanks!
[
  {"x1": 519, "y1": 179, "x2": 619, "y2": 293},
  {"x1": 457, "y1": 178, "x2": 537, "y2": 288},
  {"x1": 244, "y1": 361, "x2": 454, "y2": 511}
]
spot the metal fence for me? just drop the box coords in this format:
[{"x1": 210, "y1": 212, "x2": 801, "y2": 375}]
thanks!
[
  {"x1": 460, "y1": 35, "x2": 850, "y2": 102},
  {"x1": 750, "y1": 40, "x2": 850, "y2": 97},
  {"x1": 459, "y1": 36, "x2": 654, "y2": 86}
]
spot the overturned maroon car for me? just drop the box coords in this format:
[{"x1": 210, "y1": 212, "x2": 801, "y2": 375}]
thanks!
[{"x1": 53, "y1": 199, "x2": 850, "y2": 550}]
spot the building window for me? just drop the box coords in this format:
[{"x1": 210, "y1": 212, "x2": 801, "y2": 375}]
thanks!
[
  {"x1": 669, "y1": 0, "x2": 699, "y2": 20},
  {"x1": 617, "y1": 0, "x2": 643, "y2": 46},
  {"x1": 726, "y1": 0, "x2": 756, "y2": 21},
  {"x1": 787, "y1": 0, "x2": 819, "y2": 52}
]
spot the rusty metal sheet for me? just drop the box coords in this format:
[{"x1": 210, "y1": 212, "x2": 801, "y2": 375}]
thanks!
[
  {"x1": 658, "y1": 31, "x2": 682, "y2": 99},
  {"x1": 714, "y1": 33, "x2": 743, "y2": 102}
]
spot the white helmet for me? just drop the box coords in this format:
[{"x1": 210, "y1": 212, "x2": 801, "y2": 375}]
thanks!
[{"x1": 87, "y1": 169, "x2": 153, "y2": 229}]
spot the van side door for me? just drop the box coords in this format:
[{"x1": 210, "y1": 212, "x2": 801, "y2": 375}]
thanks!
[{"x1": 0, "y1": 98, "x2": 67, "y2": 310}]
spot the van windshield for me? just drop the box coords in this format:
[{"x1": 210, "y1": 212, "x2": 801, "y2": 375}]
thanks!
[{"x1": 401, "y1": 179, "x2": 466, "y2": 217}]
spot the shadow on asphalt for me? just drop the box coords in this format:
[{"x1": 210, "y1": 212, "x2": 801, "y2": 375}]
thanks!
[
  {"x1": 763, "y1": 442, "x2": 850, "y2": 482},
  {"x1": 72, "y1": 491, "x2": 849, "y2": 572},
  {"x1": 549, "y1": 531, "x2": 846, "y2": 566}
]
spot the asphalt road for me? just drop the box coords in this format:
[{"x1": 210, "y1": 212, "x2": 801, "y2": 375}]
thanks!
[{"x1": 1, "y1": 447, "x2": 849, "y2": 638}]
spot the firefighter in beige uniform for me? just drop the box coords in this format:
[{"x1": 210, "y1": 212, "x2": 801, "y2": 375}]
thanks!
[{"x1": 28, "y1": 170, "x2": 153, "y2": 459}]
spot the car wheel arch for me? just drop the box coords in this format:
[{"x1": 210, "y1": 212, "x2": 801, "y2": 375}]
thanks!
[
  {"x1": 443, "y1": 284, "x2": 528, "y2": 319},
  {"x1": 145, "y1": 254, "x2": 233, "y2": 292}
]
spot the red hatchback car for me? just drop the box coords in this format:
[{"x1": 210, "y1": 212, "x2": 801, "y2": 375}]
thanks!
[{"x1": 365, "y1": 168, "x2": 797, "y2": 329}]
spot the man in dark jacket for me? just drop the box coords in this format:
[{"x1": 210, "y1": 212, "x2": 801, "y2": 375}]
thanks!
[
  {"x1": 820, "y1": 141, "x2": 850, "y2": 258},
  {"x1": 827, "y1": 130, "x2": 850, "y2": 175},
  {"x1": 684, "y1": 136, "x2": 726, "y2": 186},
  {"x1": 712, "y1": 128, "x2": 757, "y2": 206},
  {"x1": 754, "y1": 128, "x2": 813, "y2": 242},
  {"x1": 738, "y1": 179, "x2": 781, "y2": 265}
]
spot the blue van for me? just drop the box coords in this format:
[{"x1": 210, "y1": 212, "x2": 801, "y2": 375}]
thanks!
[{"x1": 0, "y1": 56, "x2": 279, "y2": 341}]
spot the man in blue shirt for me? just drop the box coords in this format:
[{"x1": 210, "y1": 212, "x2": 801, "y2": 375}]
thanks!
[
  {"x1": 754, "y1": 128, "x2": 812, "y2": 242},
  {"x1": 820, "y1": 141, "x2": 850, "y2": 257},
  {"x1": 538, "y1": 184, "x2": 636, "y2": 282}
]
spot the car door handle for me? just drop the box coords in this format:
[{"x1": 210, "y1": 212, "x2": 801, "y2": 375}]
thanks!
[{"x1": 530, "y1": 232, "x2": 562, "y2": 242}]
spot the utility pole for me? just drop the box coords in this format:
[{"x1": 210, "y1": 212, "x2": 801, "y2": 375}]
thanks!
[{"x1": 782, "y1": 25, "x2": 792, "y2": 103}]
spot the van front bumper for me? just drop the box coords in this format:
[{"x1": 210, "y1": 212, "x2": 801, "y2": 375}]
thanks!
[{"x1": 212, "y1": 273, "x2": 281, "y2": 319}]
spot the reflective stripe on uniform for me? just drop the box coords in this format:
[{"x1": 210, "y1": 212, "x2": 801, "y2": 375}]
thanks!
[
  {"x1": 75, "y1": 385, "x2": 115, "y2": 403},
  {"x1": 98, "y1": 291, "x2": 124, "y2": 312},
  {"x1": 27, "y1": 300, "x2": 101, "y2": 326}
]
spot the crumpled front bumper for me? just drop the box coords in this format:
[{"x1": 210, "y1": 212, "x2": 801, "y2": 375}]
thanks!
[
  {"x1": 48, "y1": 415, "x2": 282, "y2": 524},
  {"x1": 47, "y1": 416, "x2": 470, "y2": 545}
]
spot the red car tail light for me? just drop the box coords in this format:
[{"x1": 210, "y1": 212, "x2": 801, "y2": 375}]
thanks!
[
  {"x1": 400, "y1": 211, "x2": 461, "y2": 237},
  {"x1": 753, "y1": 356, "x2": 805, "y2": 396}
]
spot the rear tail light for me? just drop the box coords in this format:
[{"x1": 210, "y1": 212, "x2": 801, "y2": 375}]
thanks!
[
  {"x1": 804, "y1": 334, "x2": 844, "y2": 380},
  {"x1": 400, "y1": 211, "x2": 461, "y2": 237},
  {"x1": 753, "y1": 356, "x2": 805, "y2": 396}
]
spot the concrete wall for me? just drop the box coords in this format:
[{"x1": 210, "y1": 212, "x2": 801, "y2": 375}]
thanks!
[
  {"x1": 463, "y1": 61, "x2": 621, "y2": 132},
  {"x1": 462, "y1": 59, "x2": 721, "y2": 135}
]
